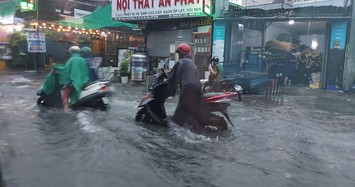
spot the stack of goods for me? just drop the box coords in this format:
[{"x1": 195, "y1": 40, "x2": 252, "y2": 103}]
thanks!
[
  {"x1": 309, "y1": 72, "x2": 321, "y2": 89},
  {"x1": 265, "y1": 40, "x2": 293, "y2": 53}
]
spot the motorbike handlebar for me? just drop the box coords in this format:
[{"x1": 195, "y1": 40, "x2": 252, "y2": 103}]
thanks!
[{"x1": 160, "y1": 68, "x2": 169, "y2": 79}]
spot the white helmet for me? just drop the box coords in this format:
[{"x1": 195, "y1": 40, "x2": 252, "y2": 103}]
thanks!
[{"x1": 68, "y1": 46, "x2": 80, "y2": 53}]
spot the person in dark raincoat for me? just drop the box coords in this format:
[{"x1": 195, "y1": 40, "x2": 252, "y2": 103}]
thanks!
[
  {"x1": 62, "y1": 46, "x2": 89, "y2": 112},
  {"x1": 168, "y1": 43, "x2": 203, "y2": 130}
]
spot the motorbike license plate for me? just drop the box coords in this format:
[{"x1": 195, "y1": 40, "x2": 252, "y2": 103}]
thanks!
[{"x1": 102, "y1": 97, "x2": 109, "y2": 104}]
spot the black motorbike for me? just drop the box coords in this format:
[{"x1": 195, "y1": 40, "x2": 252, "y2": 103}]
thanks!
[{"x1": 135, "y1": 68, "x2": 236, "y2": 133}]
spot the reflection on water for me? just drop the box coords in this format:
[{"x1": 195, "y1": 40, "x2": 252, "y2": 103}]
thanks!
[{"x1": 0, "y1": 74, "x2": 355, "y2": 187}]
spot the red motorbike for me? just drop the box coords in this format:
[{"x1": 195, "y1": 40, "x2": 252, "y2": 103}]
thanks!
[{"x1": 135, "y1": 69, "x2": 236, "y2": 133}]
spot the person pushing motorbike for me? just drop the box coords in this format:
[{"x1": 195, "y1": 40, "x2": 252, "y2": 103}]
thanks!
[
  {"x1": 62, "y1": 46, "x2": 89, "y2": 112},
  {"x1": 208, "y1": 56, "x2": 224, "y2": 92},
  {"x1": 167, "y1": 43, "x2": 204, "y2": 130}
]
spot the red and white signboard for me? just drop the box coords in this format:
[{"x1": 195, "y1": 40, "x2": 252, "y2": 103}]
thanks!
[{"x1": 112, "y1": 0, "x2": 206, "y2": 21}]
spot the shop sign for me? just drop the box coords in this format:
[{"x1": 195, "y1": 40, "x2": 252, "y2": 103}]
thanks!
[
  {"x1": 19, "y1": 0, "x2": 36, "y2": 11},
  {"x1": 203, "y1": 0, "x2": 212, "y2": 16},
  {"x1": 27, "y1": 32, "x2": 46, "y2": 53},
  {"x1": 112, "y1": 0, "x2": 206, "y2": 21},
  {"x1": 55, "y1": 8, "x2": 73, "y2": 16},
  {"x1": 74, "y1": 9, "x2": 91, "y2": 18},
  {"x1": 178, "y1": 18, "x2": 212, "y2": 28},
  {"x1": 212, "y1": 22, "x2": 225, "y2": 62},
  {"x1": 330, "y1": 20, "x2": 347, "y2": 50}
]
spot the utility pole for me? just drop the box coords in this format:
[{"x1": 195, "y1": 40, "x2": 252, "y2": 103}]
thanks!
[
  {"x1": 343, "y1": 0, "x2": 355, "y2": 91},
  {"x1": 35, "y1": 0, "x2": 39, "y2": 73}
]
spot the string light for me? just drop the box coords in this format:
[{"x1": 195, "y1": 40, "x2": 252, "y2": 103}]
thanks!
[{"x1": 31, "y1": 22, "x2": 132, "y2": 41}]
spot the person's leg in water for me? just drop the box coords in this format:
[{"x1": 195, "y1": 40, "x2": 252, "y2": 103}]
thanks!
[
  {"x1": 62, "y1": 85, "x2": 74, "y2": 112},
  {"x1": 172, "y1": 84, "x2": 203, "y2": 130}
]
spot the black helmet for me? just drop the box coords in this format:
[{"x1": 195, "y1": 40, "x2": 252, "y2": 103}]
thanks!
[{"x1": 211, "y1": 56, "x2": 219, "y2": 63}]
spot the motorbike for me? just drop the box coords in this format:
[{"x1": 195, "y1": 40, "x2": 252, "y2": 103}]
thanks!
[
  {"x1": 135, "y1": 68, "x2": 236, "y2": 133},
  {"x1": 36, "y1": 64, "x2": 111, "y2": 111},
  {"x1": 202, "y1": 78, "x2": 243, "y2": 101}
]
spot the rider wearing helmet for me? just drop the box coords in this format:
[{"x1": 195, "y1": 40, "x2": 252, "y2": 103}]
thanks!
[
  {"x1": 80, "y1": 46, "x2": 98, "y2": 81},
  {"x1": 63, "y1": 46, "x2": 89, "y2": 112},
  {"x1": 208, "y1": 56, "x2": 224, "y2": 91},
  {"x1": 168, "y1": 43, "x2": 204, "y2": 130}
]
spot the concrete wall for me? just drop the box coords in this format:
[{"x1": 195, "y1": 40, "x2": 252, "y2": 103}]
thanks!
[{"x1": 264, "y1": 24, "x2": 292, "y2": 43}]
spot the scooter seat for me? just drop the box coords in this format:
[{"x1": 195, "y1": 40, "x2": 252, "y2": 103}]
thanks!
[{"x1": 83, "y1": 81, "x2": 98, "y2": 89}]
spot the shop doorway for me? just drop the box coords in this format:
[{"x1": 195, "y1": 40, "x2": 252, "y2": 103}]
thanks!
[{"x1": 263, "y1": 21, "x2": 327, "y2": 88}]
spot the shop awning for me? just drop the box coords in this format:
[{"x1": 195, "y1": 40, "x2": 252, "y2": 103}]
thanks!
[
  {"x1": 0, "y1": 0, "x2": 17, "y2": 18},
  {"x1": 228, "y1": 2, "x2": 246, "y2": 10},
  {"x1": 57, "y1": 4, "x2": 134, "y2": 30}
]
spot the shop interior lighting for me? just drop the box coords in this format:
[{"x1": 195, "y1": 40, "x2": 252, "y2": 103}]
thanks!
[
  {"x1": 0, "y1": 16, "x2": 14, "y2": 24},
  {"x1": 6, "y1": 26, "x2": 13, "y2": 33},
  {"x1": 311, "y1": 40, "x2": 318, "y2": 50}
]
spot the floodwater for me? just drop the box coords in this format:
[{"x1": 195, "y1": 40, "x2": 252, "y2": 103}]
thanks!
[{"x1": 0, "y1": 71, "x2": 355, "y2": 187}]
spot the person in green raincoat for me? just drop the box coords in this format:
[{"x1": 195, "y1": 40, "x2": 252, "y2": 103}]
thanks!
[{"x1": 62, "y1": 46, "x2": 89, "y2": 112}]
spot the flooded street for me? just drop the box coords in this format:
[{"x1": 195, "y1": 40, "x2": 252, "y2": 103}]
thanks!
[{"x1": 0, "y1": 71, "x2": 355, "y2": 187}]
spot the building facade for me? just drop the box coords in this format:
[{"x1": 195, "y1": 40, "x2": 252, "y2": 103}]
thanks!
[{"x1": 212, "y1": 0, "x2": 355, "y2": 92}]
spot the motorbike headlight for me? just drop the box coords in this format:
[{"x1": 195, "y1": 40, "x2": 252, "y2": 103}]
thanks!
[{"x1": 235, "y1": 85, "x2": 243, "y2": 92}]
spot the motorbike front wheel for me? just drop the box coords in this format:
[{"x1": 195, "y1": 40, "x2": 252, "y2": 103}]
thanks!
[{"x1": 135, "y1": 108, "x2": 152, "y2": 123}]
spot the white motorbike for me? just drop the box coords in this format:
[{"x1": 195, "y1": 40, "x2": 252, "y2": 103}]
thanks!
[
  {"x1": 36, "y1": 68, "x2": 111, "y2": 111},
  {"x1": 37, "y1": 81, "x2": 111, "y2": 111}
]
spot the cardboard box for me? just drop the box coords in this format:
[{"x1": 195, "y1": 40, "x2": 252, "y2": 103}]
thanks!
[
  {"x1": 0, "y1": 60, "x2": 6, "y2": 70},
  {"x1": 309, "y1": 81, "x2": 321, "y2": 89},
  {"x1": 267, "y1": 40, "x2": 293, "y2": 52}
]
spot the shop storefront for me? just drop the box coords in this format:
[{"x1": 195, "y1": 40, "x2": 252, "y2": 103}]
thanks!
[
  {"x1": 112, "y1": 0, "x2": 212, "y2": 79},
  {"x1": 0, "y1": 26, "x2": 12, "y2": 70},
  {"x1": 144, "y1": 18, "x2": 212, "y2": 78},
  {"x1": 219, "y1": 4, "x2": 352, "y2": 91}
]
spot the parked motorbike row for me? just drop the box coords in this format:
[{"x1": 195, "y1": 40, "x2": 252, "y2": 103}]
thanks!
[{"x1": 37, "y1": 66, "x2": 242, "y2": 134}]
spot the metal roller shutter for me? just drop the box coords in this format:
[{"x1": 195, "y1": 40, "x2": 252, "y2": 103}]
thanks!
[{"x1": 146, "y1": 29, "x2": 192, "y2": 57}]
